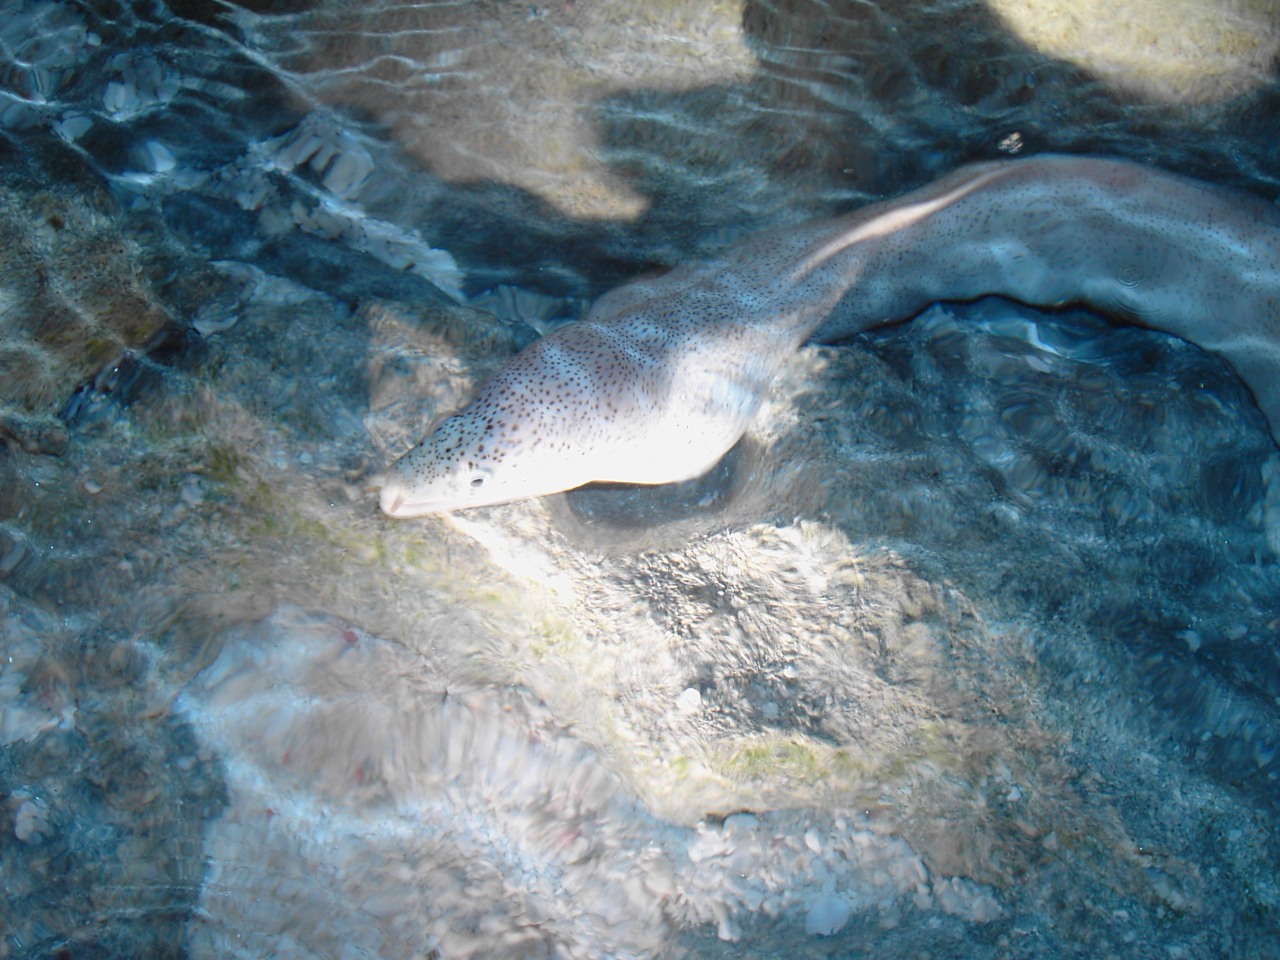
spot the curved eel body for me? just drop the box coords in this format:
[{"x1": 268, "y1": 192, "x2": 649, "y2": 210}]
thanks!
[{"x1": 380, "y1": 154, "x2": 1280, "y2": 516}]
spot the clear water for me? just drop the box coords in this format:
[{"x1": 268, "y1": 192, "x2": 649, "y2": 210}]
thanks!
[{"x1": 1, "y1": 1, "x2": 1279, "y2": 958}]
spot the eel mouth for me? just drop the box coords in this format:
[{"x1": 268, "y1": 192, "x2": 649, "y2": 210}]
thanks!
[
  {"x1": 378, "y1": 479, "x2": 421, "y2": 517},
  {"x1": 376, "y1": 476, "x2": 462, "y2": 517},
  {"x1": 379, "y1": 483, "x2": 406, "y2": 517}
]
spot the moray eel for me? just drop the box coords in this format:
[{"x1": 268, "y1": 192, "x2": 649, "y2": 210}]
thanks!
[{"x1": 379, "y1": 154, "x2": 1280, "y2": 516}]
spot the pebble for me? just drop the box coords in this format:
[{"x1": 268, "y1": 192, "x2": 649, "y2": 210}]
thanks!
[
  {"x1": 179, "y1": 476, "x2": 203, "y2": 506},
  {"x1": 676, "y1": 687, "x2": 702, "y2": 714},
  {"x1": 55, "y1": 113, "x2": 93, "y2": 141},
  {"x1": 144, "y1": 139, "x2": 175, "y2": 173},
  {"x1": 687, "y1": 829, "x2": 730, "y2": 864},
  {"x1": 14, "y1": 796, "x2": 51, "y2": 843},
  {"x1": 804, "y1": 895, "x2": 853, "y2": 936}
]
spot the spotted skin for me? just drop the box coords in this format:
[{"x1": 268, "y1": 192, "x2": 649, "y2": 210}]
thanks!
[{"x1": 380, "y1": 155, "x2": 1280, "y2": 516}]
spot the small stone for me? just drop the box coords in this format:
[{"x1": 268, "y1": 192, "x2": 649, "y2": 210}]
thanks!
[
  {"x1": 676, "y1": 687, "x2": 702, "y2": 714},
  {"x1": 642, "y1": 865, "x2": 676, "y2": 898},
  {"x1": 804, "y1": 895, "x2": 853, "y2": 936},
  {"x1": 0, "y1": 538, "x2": 26, "y2": 574},
  {"x1": 179, "y1": 475, "x2": 203, "y2": 506},
  {"x1": 716, "y1": 915, "x2": 740, "y2": 942},
  {"x1": 14, "y1": 797, "x2": 51, "y2": 843}
]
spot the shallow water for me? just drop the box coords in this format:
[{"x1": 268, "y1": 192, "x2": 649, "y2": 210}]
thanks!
[{"x1": 2, "y1": 1, "x2": 1280, "y2": 958}]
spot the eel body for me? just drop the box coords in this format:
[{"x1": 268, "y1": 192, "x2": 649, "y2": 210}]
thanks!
[{"x1": 379, "y1": 154, "x2": 1280, "y2": 516}]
